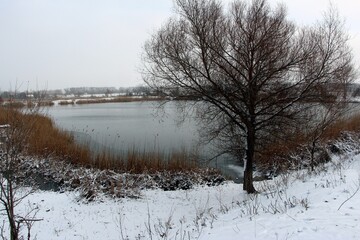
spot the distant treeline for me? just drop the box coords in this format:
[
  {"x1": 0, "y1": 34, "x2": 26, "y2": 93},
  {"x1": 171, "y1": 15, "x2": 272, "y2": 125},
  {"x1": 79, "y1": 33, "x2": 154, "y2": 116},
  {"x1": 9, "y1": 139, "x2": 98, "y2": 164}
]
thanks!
[
  {"x1": 0, "y1": 85, "x2": 156, "y2": 100},
  {"x1": 1, "y1": 83, "x2": 360, "y2": 101}
]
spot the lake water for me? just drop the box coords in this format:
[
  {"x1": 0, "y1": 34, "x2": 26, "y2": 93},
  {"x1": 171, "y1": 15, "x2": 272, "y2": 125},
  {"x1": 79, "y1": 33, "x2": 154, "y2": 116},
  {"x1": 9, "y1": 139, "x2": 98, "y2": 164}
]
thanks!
[
  {"x1": 46, "y1": 101, "x2": 243, "y2": 181},
  {"x1": 45, "y1": 101, "x2": 360, "y2": 182}
]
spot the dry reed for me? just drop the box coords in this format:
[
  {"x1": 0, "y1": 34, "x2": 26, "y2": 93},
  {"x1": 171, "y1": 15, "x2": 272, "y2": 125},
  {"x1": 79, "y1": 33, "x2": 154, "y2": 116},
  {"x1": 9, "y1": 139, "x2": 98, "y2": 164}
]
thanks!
[{"x1": 257, "y1": 112, "x2": 360, "y2": 169}]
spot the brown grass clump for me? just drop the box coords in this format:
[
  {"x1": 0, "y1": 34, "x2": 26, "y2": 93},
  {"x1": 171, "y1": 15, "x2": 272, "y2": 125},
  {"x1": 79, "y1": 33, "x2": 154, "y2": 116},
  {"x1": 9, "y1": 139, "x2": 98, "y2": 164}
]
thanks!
[
  {"x1": 257, "y1": 113, "x2": 360, "y2": 172},
  {"x1": 123, "y1": 148, "x2": 198, "y2": 173},
  {"x1": 321, "y1": 114, "x2": 360, "y2": 140},
  {"x1": 90, "y1": 148, "x2": 198, "y2": 173}
]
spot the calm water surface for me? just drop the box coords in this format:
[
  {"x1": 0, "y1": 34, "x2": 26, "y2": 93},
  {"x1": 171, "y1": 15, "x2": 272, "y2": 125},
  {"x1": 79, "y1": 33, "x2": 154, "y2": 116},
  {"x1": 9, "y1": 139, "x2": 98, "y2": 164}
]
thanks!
[
  {"x1": 46, "y1": 101, "x2": 243, "y2": 181},
  {"x1": 48, "y1": 102, "x2": 198, "y2": 152}
]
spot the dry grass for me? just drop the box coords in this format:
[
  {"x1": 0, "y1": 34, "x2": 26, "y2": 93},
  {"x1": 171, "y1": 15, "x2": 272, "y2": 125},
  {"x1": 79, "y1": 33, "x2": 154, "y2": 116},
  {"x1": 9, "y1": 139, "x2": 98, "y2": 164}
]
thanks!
[
  {"x1": 88, "y1": 147, "x2": 198, "y2": 173},
  {"x1": 257, "y1": 113, "x2": 360, "y2": 171},
  {"x1": 0, "y1": 107, "x2": 91, "y2": 165},
  {"x1": 0, "y1": 107, "x2": 199, "y2": 173},
  {"x1": 321, "y1": 114, "x2": 360, "y2": 140}
]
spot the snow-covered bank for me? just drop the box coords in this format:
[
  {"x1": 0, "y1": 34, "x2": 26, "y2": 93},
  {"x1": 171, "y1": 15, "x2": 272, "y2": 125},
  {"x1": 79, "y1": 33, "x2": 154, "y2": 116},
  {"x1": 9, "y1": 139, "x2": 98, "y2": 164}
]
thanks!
[
  {"x1": 2, "y1": 150, "x2": 360, "y2": 239},
  {"x1": 7, "y1": 183, "x2": 243, "y2": 239},
  {"x1": 200, "y1": 154, "x2": 360, "y2": 240}
]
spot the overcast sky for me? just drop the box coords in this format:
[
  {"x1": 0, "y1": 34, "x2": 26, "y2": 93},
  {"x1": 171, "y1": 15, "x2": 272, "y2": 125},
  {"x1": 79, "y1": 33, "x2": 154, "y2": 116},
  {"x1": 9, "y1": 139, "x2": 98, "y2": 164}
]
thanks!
[{"x1": 0, "y1": 0, "x2": 359, "y2": 91}]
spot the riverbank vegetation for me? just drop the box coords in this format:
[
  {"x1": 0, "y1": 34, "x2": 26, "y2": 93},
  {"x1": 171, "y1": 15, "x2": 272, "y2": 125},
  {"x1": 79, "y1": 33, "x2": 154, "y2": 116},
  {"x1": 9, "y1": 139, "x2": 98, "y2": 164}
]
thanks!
[{"x1": 257, "y1": 112, "x2": 360, "y2": 174}]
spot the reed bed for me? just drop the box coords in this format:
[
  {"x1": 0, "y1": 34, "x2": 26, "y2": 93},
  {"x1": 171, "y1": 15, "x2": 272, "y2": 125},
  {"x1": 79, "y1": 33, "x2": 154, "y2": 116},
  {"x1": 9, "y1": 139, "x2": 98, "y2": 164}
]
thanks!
[
  {"x1": 93, "y1": 148, "x2": 198, "y2": 173},
  {"x1": 257, "y1": 112, "x2": 360, "y2": 169},
  {"x1": 321, "y1": 113, "x2": 360, "y2": 140}
]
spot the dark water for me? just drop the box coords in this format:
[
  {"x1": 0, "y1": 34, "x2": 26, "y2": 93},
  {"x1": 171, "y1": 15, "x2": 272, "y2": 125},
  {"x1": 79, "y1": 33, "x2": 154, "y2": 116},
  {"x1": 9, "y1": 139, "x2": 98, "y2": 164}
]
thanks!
[{"x1": 46, "y1": 101, "x2": 243, "y2": 181}]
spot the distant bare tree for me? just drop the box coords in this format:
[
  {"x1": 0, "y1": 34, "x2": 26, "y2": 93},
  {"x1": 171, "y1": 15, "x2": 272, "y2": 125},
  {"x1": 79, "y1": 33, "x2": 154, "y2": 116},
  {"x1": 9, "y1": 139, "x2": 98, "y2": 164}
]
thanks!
[{"x1": 142, "y1": 0, "x2": 355, "y2": 193}]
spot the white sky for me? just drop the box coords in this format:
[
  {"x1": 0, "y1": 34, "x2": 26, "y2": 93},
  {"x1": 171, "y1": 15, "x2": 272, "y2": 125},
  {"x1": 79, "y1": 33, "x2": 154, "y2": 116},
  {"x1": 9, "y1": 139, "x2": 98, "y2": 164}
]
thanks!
[{"x1": 0, "y1": 0, "x2": 359, "y2": 91}]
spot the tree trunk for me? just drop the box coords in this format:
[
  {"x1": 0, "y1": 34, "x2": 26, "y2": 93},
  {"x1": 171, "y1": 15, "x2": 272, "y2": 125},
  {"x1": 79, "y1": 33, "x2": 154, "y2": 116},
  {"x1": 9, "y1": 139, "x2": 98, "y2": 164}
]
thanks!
[
  {"x1": 310, "y1": 140, "x2": 316, "y2": 172},
  {"x1": 8, "y1": 181, "x2": 19, "y2": 240},
  {"x1": 243, "y1": 127, "x2": 256, "y2": 193}
]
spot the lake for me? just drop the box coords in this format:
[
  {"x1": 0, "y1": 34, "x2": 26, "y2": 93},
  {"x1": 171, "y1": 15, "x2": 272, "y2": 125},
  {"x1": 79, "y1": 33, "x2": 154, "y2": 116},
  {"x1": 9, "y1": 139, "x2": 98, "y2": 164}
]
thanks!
[
  {"x1": 45, "y1": 101, "x2": 360, "y2": 182},
  {"x1": 46, "y1": 101, "x2": 243, "y2": 181}
]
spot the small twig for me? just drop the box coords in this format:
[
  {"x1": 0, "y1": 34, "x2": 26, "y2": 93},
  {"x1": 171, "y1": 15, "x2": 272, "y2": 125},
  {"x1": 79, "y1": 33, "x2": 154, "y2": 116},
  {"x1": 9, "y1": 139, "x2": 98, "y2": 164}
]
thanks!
[
  {"x1": 17, "y1": 217, "x2": 43, "y2": 223},
  {"x1": 285, "y1": 213, "x2": 297, "y2": 221},
  {"x1": 338, "y1": 179, "x2": 360, "y2": 211}
]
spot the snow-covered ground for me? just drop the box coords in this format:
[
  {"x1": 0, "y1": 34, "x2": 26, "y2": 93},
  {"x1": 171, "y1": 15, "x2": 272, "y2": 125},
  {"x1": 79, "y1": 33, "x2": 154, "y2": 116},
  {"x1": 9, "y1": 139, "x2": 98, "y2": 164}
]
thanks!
[{"x1": 2, "y1": 152, "x2": 360, "y2": 239}]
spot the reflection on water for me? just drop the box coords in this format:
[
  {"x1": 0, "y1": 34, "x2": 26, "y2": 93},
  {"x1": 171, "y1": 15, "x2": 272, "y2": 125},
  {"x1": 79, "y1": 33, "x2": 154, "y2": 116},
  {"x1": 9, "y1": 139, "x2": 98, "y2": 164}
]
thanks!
[{"x1": 46, "y1": 101, "x2": 243, "y2": 182}]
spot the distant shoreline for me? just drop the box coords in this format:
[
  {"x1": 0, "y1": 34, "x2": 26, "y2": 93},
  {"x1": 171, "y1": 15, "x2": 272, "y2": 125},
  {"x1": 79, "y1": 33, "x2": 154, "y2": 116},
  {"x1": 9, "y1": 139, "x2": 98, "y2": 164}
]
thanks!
[{"x1": 0, "y1": 95, "x2": 168, "y2": 108}]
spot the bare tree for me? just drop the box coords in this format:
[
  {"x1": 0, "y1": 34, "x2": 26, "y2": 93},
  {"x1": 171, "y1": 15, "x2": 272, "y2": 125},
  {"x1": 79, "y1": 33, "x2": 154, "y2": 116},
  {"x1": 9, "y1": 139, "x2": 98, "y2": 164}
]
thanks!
[{"x1": 142, "y1": 0, "x2": 355, "y2": 193}]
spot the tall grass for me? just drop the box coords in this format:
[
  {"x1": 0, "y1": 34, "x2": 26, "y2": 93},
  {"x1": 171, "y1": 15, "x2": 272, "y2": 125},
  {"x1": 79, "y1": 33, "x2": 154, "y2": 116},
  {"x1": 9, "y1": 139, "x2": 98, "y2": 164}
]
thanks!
[
  {"x1": 257, "y1": 113, "x2": 360, "y2": 170},
  {"x1": 0, "y1": 107, "x2": 199, "y2": 173},
  {"x1": 321, "y1": 114, "x2": 360, "y2": 139},
  {"x1": 93, "y1": 148, "x2": 198, "y2": 173}
]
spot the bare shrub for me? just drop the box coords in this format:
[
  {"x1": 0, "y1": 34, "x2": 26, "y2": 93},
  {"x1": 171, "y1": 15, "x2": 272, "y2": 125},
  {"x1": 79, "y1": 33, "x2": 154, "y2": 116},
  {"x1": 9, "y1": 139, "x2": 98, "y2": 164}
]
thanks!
[{"x1": 0, "y1": 107, "x2": 42, "y2": 240}]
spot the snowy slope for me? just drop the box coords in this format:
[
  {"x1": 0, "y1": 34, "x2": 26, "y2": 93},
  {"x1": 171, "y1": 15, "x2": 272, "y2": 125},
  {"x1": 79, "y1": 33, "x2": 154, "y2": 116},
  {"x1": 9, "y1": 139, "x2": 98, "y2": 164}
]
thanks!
[
  {"x1": 200, "y1": 155, "x2": 360, "y2": 240},
  {"x1": 2, "y1": 153, "x2": 360, "y2": 239}
]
